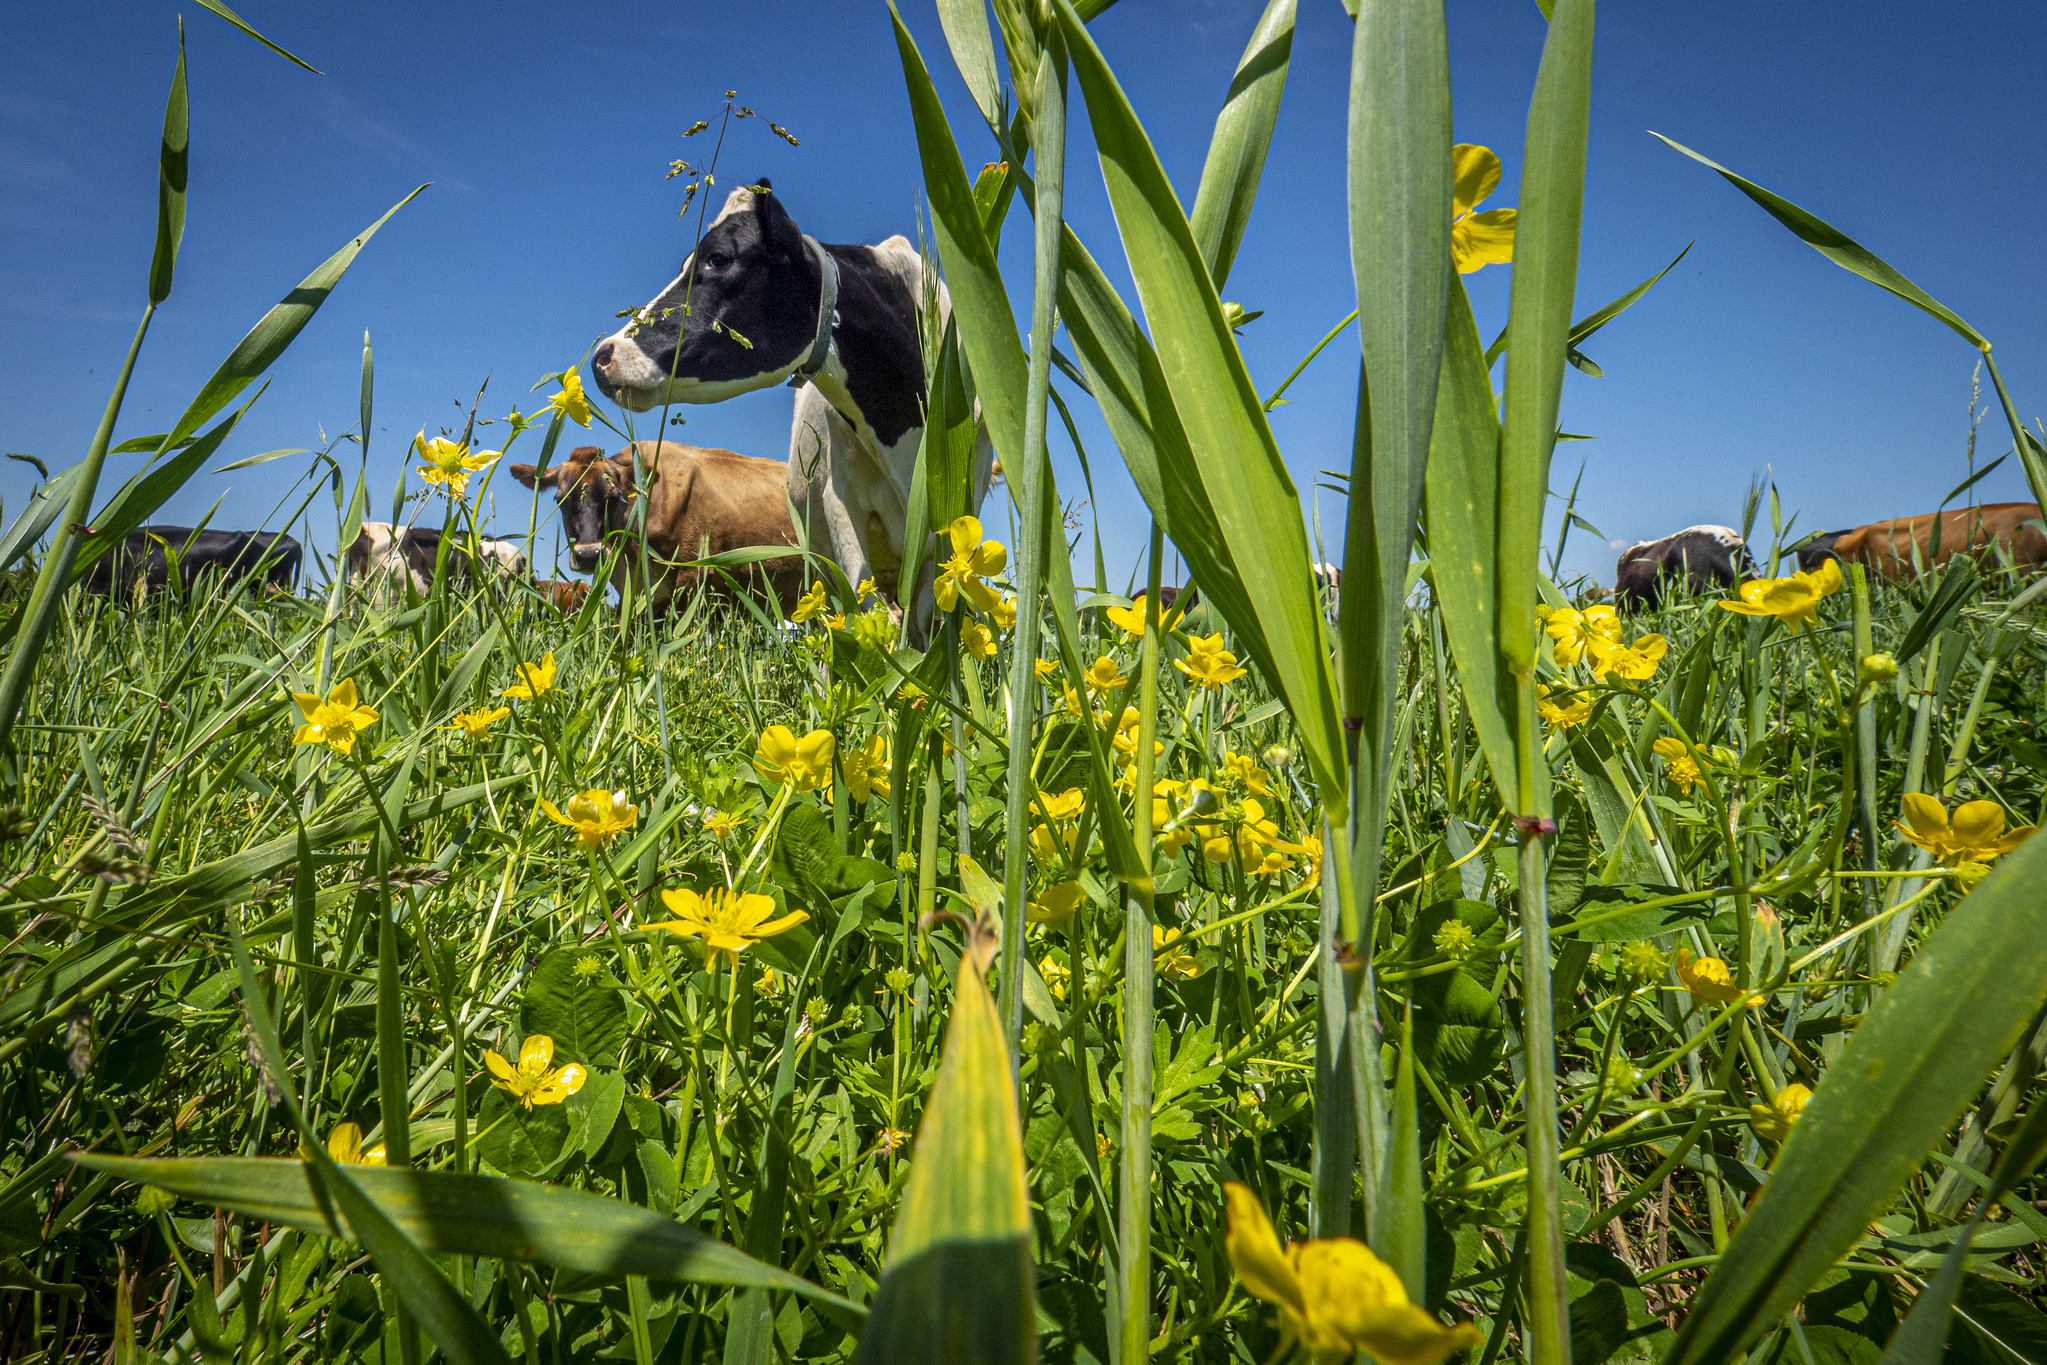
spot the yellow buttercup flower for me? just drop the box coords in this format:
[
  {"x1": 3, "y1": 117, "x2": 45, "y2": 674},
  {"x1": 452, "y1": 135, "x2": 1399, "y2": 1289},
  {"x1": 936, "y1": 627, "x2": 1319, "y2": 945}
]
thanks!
[
  {"x1": 844, "y1": 733, "x2": 892, "y2": 803},
  {"x1": 703, "y1": 809, "x2": 743, "y2": 840},
  {"x1": 1034, "y1": 658, "x2": 1060, "y2": 683},
  {"x1": 1038, "y1": 789, "x2": 1086, "y2": 823},
  {"x1": 1224, "y1": 751, "x2": 1272, "y2": 796},
  {"x1": 442, "y1": 706, "x2": 510, "y2": 742},
  {"x1": 1652, "y1": 736, "x2": 1702, "y2": 794},
  {"x1": 1155, "y1": 925, "x2": 1203, "y2": 979},
  {"x1": 326, "y1": 1122, "x2": 386, "y2": 1167},
  {"x1": 962, "y1": 621, "x2": 997, "y2": 660},
  {"x1": 1750, "y1": 1082, "x2": 1813, "y2": 1145},
  {"x1": 1297, "y1": 833, "x2": 1323, "y2": 889},
  {"x1": 1535, "y1": 682, "x2": 1591, "y2": 729},
  {"x1": 1675, "y1": 947, "x2": 1751, "y2": 1009},
  {"x1": 538, "y1": 788, "x2": 639, "y2": 851},
  {"x1": 1588, "y1": 633, "x2": 1668, "y2": 682},
  {"x1": 646, "y1": 886, "x2": 809, "y2": 969},
  {"x1": 502, "y1": 650, "x2": 558, "y2": 700},
  {"x1": 989, "y1": 594, "x2": 1017, "y2": 631},
  {"x1": 546, "y1": 371, "x2": 591, "y2": 427},
  {"x1": 1153, "y1": 779, "x2": 1193, "y2": 857},
  {"x1": 1104, "y1": 593, "x2": 1184, "y2": 638},
  {"x1": 1174, "y1": 633, "x2": 1248, "y2": 690},
  {"x1": 413, "y1": 433, "x2": 498, "y2": 499},
  {"x1": 933, "y1": 516, "x2": 1006, "y2": 616},
  {"x1": 1895, "y1": 793, "x2": 2035, "y2": 868},
  {"x1": 1717, "y1": 558, "x2": 1843, "y2": 631},
  {"x1": 754, "y1": 725, "x2": 835, "y2": 792},
  {"x1": 1027, "y1": 880, "x2": 1084, "y2": 927},
  {"x1": 1084, "y1": 655, "x2": 1129, "y2": 695},
  {"x1": 485, "y1": 1035, "x2": 588, "y2": 1111},
  {"x1": 791, "y1": 582, "x2": 827, "y2": 624},
  {"x1": 1040, "y1": 955, "x2": 1070, "y2": 1001},
  {"x1": 1545, "y1": 604, "x2": 1621, "y2": 667},
  {"x1": 291, "y1": 679, "x2": 380, "y2": 756},
  {"x1": 1224, "y1": 1182, "x2": 1481, "y2": 1365},
  {"x1": 1451, "y1": 144, "x2": 1517, "y2": 275}
]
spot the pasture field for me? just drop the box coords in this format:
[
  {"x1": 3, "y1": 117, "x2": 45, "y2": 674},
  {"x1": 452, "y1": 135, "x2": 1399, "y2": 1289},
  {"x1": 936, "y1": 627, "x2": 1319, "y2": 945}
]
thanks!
[{"x1": 6, "y1": 3, "x2": 2047, "y2": 1365}]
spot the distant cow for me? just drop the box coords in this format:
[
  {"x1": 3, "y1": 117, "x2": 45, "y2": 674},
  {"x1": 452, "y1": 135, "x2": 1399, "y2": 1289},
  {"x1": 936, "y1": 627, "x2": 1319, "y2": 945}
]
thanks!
[
  {"x1": 348, "y1": 523, "x2": 525, "y2": 594},
  {"x1": 1821, "y1": 503, "x2": 2045, "y2": 580},
  {"x1": 83, "y1": 527, "x2": 300, "y2": 599},
  {"x1": 1795, "y1": 532, "x2": 1846, "y2": 573},
  {"x1": 510, "y1": 443, "x2": 803, "y2": 615},
  {"x1": 535, "y1": 579, "x2": 590, "y2": 614},
  {"x1": 1615, "y1": 525, "x2": 1755, "y2": 610}
]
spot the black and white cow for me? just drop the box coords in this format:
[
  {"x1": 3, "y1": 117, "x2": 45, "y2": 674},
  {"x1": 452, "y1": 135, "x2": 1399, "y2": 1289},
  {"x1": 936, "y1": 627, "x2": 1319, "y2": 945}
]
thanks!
[
  {"x1": 83, "y1": 527, "x2": 300, "y2": 599},
  {"x1": 588, "y1": 181, "x2": 992, "y2": 631},
  {"x1": 1614, "y1": 525, "x2": 1755, "y2": 610},
  {"x1": 347, "y1": 523, "x2": 525, "y2": 595}
]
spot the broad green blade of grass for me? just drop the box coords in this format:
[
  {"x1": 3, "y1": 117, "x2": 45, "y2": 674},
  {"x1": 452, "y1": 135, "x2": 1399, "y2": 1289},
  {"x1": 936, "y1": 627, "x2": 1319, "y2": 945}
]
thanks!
[
  {"x1": 1483, "y1": 238, "x2": 1694, "y2": 367},
  {"x1": 1670, "y1": 833, "x2": 2047, "y2": 1365},
  {"x1": 1334, "y1": 0, "x2": 1450, "y2": 1273},
  {"x1": 1496, "y1": 1, "x2": 1595, "y2": 1359},
  {"x1": 851, "y1": 953, "x2": 1033, "y2": 1364},
  {"x1": 0, "y1": 459, "x2": 87, "y2": 573},
  {"x1": 1057, "y1": 0, "x2": 1345, "y2": 817},
  {"x1": 936, "y1": 0, "x2": 1004, "y2": 131},
  {"x1": 66, "y1": 394, "x2": 258, "y2": 584},
  {"x1": 1187, "y1": 0, "x2": 1296, "y2": 290},
  {"x1": 147, "y1": 20, "x2": 187, "y2": 306},
  {"x1": 1651, "y1": 132, "x2": 2047, "y2": 512}
]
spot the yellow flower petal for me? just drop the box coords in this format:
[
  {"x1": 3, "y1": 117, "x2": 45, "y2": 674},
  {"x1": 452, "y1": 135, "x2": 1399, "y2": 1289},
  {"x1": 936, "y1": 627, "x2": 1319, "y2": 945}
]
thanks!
[
  {"x1": 1452, "y1": 207, "x2": 1517, "y2": 274},
  {"x1": 1451, "y1": 143, "x2": 1502, "y2": 217},
  {"x1": 1223, "y1": 1183, "x2": 1304, "y2": 1316}
]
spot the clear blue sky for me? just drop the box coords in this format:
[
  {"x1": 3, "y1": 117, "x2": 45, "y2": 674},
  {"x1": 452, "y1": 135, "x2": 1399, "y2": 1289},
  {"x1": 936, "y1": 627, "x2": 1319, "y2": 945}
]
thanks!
[{"x1": 4, "y1": 0, "x2": 2043, "y2": 589}]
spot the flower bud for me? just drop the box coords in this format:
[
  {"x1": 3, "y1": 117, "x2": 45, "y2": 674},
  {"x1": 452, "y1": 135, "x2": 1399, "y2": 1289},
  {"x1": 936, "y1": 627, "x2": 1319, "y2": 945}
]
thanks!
[
  {"x1": 1618, "y1": 940, "x2": 1668, "y2": 982},
  {"x1": 1859, "y1": 652, "x2": 1898, "y2": 684}
]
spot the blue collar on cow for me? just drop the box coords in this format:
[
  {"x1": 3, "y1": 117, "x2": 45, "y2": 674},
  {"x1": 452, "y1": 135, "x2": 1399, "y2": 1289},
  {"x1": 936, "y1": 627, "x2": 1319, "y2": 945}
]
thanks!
[{"x1": 791, "y1": 235, "x2": 841, "y2": 386}]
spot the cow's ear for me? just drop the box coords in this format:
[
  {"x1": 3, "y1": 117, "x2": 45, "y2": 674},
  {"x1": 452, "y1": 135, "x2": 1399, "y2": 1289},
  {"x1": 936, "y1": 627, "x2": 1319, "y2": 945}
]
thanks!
[
  {"x1": 508, "y1": 463, "x2": 539, "y2": 489},
  {"x1": 752, "y1": 185, "x2": 805, "y2": 261}
]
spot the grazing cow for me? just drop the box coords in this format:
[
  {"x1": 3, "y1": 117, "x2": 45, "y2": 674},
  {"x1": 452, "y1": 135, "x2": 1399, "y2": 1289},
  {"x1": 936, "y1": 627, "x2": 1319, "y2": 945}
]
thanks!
[
  {"x1": 1821, "y1": 503, "x2": 2045, "y2": 580},
  {"x1": 82, "y1": 527, "x2": 300, "y2": 599},
  {"x1": 347, "y1": 523, "x2": 526, "y2": 594},
  {"x1": 1795, "y1": 532, "x2": 1846, "y2": 573},
  {"x1": 536, "y1": 579, "x2": 590, "y2": 614},
  {"x1": 587, "y1": 181, "x2": 992, "y2": 632},
  {"x1": 509, "y1": 442, "x2": 803, "y2": 614},
  {"x1": 1614, "y1": 525, "x2": 1755, "y2": 610}
]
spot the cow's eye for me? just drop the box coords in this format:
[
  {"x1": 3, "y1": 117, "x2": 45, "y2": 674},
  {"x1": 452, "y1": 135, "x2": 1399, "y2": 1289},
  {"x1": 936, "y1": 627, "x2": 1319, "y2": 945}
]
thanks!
[{"x1": 703, "y1": 251, "x2": 730, "y2": 271}]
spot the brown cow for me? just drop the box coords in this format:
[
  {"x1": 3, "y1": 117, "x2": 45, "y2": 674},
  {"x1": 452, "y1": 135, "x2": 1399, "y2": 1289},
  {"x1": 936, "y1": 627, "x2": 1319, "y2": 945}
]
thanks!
[
  {"x1": 1824, "y1": 502, "x2": 2045, "y2": 580},
  {"x1": 535, "y1": 579, "x2": 590, "y2": 614},
  {"x1": 509, "y1": 443, "x2": 804, "y2": 614}
]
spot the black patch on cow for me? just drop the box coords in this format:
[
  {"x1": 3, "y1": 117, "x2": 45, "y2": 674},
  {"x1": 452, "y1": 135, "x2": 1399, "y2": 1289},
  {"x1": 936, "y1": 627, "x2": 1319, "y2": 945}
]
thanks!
[
  {"x1": 595, "y1": 186, "x2": 926, "y2": 449},
  {"x1": 1615, "y1": 529, "x2": 1755, "y2": 610},
  {"x1": 84, "y1": 527, "x2": 300, "y2": 598}
]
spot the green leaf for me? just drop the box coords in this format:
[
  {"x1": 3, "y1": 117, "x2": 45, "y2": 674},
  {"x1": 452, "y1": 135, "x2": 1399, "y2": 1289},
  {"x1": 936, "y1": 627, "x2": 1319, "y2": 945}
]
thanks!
[
  {"x1": 521, "y1": 948, "x2": 628, "y2": 1071},
  {"x1": 149, "y1": 23, "x2": 188, "y2": 306},
  {"x1": 1057, "y1": 0, "x2": 1344, "y2": 815},
  {"x1": 1394, "y1": 901, "x2": 1507, "y2": 1086},
  {"x1": 0, "y1": 458, "x2": 86, "y2": 573},
  {"x1": 476, "y1": 1087, "x2": 569, "y2": 1179},
  {"x1": 1486, "y1": 239, "x2": 1694, "y2": 368},
  {"x1": 936, "y1": 0, "x2": 1005, "y2": 130},
  {"x1": 1498, "y1": 0, "x2": 1594, "y2": 691},
  {"x1": 1423, "y1": 278, "x2": 1516, "y2": 793},
  {"x1": 149, "y1": 184, "x2": 425, "y2": 463},
  {"x1": 851, "y1": 957, "x2": 1032, "y2": 1364},
  {"x1": 75, "y1": 1156, "x2": 860, "y2": 1315},
  {"x1": 1568, "y1": 1279, "x2": 1633, "y2": 1365},
  {"x1": 1187, "y1": 0, "x2": 1296, "y2": 290},
  {"x1": 69, "y1": 397, "x2": 256, "y2": 581},
  {"x1": 1668, "y1": 834, "x2": 2047, "y2": 1365},
  {"x1": 1650, "y1": 133, "x2": 1983, "y2": 348},
  {"x1": 190, "y1": 0, "x2": 323, "y2": 73}
]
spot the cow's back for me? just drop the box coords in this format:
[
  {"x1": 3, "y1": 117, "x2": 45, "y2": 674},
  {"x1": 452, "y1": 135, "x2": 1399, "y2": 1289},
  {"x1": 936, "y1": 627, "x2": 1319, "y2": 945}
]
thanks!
[
  {"x1": 641, "y1": 442, "x2": 804, "y2": 610},
  {"x1": 1836, "y1": 502, "x2": 2044, "y2": 577}
]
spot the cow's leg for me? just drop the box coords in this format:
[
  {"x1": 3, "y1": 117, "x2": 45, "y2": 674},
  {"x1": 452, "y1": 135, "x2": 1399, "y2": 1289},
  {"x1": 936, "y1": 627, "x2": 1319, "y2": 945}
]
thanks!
[{"x1": 788, "y1": 384, "x2": 875, "y2": 597}]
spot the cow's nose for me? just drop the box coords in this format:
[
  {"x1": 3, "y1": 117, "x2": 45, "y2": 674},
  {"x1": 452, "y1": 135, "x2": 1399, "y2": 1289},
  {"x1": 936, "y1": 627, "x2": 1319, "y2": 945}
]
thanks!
[{"x1": 594, "y1": 343, "x2": 614, "y2": 371}]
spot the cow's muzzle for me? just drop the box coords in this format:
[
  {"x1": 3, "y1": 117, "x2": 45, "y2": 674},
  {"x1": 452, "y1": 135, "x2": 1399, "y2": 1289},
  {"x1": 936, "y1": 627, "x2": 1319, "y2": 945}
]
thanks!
[{"x1": 570, "y1": 544, "x2": 603, "y2": 573}]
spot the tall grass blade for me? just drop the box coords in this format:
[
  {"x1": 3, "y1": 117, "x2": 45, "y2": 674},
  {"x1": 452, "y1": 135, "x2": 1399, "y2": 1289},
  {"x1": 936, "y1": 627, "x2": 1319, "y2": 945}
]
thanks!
[
  {"x1": 1056, "y1": 0, "x2": 1345, "y2": 814},
  {"x1": 1187, "y1": 0, "x2": 1296, "y2": 290},
  {"x1": 1670, "y1": 834, "x2": 2047, "y2": 1364},
  {"x1": 1497, "y1": 0, "x2": 1595, "y2": 1357},
  {"x1": 1337, "y1": 0, "x2": 1451, "y2": 1268},
  {"x1": 936, "y1": 0, "x2": 1005, "y2": 130},
  {"x1": 191, "y1": 0, "x2": 323, "y2": 73}
]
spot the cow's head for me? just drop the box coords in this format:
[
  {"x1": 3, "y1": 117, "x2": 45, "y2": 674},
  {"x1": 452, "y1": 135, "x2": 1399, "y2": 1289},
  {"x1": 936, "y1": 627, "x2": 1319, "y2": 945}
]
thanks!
[
  {"x1": 590, "y1": 181, "x2": 824, "y2": 412},
  {"x1": 510, "y1": 446, "x2": 637, "y2": 574}
]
